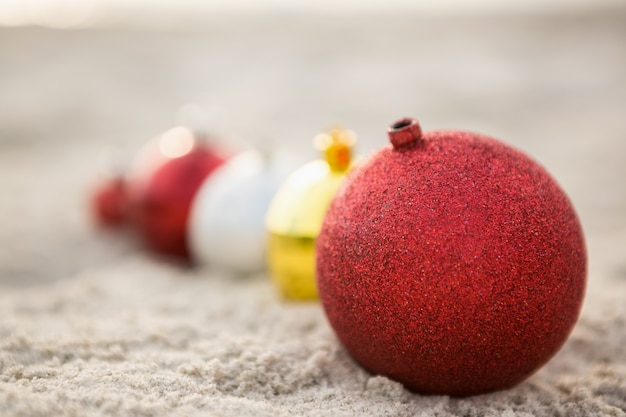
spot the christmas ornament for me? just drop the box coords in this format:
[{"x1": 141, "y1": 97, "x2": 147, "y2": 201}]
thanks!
[
  {"x1": 90, "y1": 176, "x2": 126, "y2": 228},
  {"x1": 267, "y1": 127, "x2": 356, "y2": 300},
  {"x1": 188, "y1": 149, "x2": 295, "y2": 274},
  {"x1": 126, "y1": 126, "x2": 226, "y2": 259},
  {"x1": 89, "y1": 146, "x2": 132, "y2": 228},
  {"x1": 316, "y1": 118, "x2": 586, "y2": 396}
]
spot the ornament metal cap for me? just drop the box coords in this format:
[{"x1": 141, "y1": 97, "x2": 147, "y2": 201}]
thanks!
[
  {"x1": 388, "y1": 118, "x2": 423, "y2": 150},
  {"x1": 314, "y1": 127, "x2": 356, "y2": 172}
]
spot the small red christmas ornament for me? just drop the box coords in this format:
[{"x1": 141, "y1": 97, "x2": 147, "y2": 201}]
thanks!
[
  {"x1": 90, "y1": 177, "x2": 126, "y2": 228},
  {"x1": 316, "y1": 118, "x2": 587, "y2": 396},
  {"x1": 126, "y1": 127, "x2": 226, "y2": 259}
]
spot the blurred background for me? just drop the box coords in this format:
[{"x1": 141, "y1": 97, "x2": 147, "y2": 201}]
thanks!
[{"x1": 1, "y1": 0, "x2": 625, "y2": 295}]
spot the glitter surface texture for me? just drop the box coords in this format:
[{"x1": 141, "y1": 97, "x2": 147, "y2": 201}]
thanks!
[{"x1": 316, "y1": 119, "x2": 587, "y2": 396}]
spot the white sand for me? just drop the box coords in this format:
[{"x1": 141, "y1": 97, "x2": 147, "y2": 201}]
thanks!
[
  {"x1": 0, "y1": 257, "x2": 625, "y2": 416},
  {"x1": 1, "y1": 8, "x2": 625, "y2": 416}
]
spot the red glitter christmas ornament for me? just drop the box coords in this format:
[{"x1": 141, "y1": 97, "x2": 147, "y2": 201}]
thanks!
[
  {"x1": 316, "y1": 118, "x2": 586, "y2": 396},
  {"x1": 126, "y1": 127, "x2": 226, "y2": 259}
]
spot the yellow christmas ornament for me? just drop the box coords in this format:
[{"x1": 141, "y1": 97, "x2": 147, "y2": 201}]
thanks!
[{"x1": 266, "y1": 127, "x2": 356, "y2": 300}]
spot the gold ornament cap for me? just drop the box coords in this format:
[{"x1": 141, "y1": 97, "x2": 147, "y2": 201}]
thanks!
[{"x1": 314, "y1": 127, "x2": 356, "y2": 173}]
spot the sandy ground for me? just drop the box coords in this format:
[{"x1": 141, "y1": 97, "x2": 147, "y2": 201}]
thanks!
[{"x1": 0, "y1": 8, "x2": 625, "y2": 416}]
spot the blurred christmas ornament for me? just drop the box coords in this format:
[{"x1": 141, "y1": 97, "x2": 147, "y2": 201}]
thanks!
[
  {"x1": 316, "y1": 118, "x2": 587, "y2": 396},
  {"x1": 90, "y1": 177, "x2": 126, "y2": 228},
  {"x1": 89, "y1": 146, "x2": 131, "y2": 228},
  {"x1": 126, "y1": 126, "x2": 226, "y2": 260},
  {"x1": 266, "y1": 127, "x2": 356, "y2": 300},
  {"x1": 188, "y1": 149, "x2": 296, "y2": 274}
]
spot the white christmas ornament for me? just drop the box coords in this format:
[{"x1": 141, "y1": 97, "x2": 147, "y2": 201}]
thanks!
[{"x1": 188, "y1": 150, "x2": 295, "y2": 274}]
